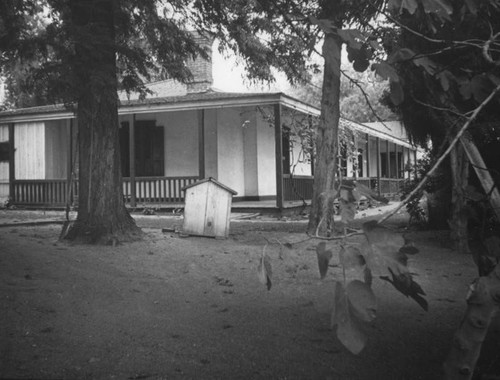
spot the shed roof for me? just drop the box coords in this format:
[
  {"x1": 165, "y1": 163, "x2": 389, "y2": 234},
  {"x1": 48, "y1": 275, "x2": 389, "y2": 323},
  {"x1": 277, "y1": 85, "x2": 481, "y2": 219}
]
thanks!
[{"x1": 182, "y1": 177, "x2": 238, "y2": 195}]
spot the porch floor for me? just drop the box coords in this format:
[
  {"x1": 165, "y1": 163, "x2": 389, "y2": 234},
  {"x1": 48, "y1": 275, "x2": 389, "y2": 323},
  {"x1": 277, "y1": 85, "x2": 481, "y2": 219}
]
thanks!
[{"x1": 128, "y1": 199, "x2": 311, "y2": 215}]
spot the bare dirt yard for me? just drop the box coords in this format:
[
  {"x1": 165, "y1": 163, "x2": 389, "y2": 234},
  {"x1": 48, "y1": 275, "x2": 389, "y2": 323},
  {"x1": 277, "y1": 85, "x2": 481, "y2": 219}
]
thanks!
[{"x1": 0, "y1": 205, "x2": 498, "y2": 380}]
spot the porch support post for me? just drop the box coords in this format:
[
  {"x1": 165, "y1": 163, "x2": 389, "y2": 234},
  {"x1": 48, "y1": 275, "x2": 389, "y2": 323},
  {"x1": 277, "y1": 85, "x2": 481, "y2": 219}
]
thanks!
[
  {"x1": 386, "y1": 140, "x2": 391, "y2": 178},
  {"x1": 365, "y1": 133, "x2": 370, "y2": 179},
  {"x1": 198, "y1": 109, "x2": 205, "y2": 179},
  {"x1": 376, "y1": 137, "x2": 381, "y2": 196},
  {"x1": 129, "y1": 114, "x2": 136, "y2": 208},
  {"x1": 8, "y1": 123, "x2": 15, "y2": 203},
  {"x1": 395, "y1": 144, "x2": 400, "y2": 179},
  {"x1": 66, "y1": 119, "x2": 73, "y2": 204},
  {"x1": 274, "y1": 103, "x2": 284, "y2": 210},
  {"x1": 402, "y1": 147, "x2": 407, "y2": 179}
]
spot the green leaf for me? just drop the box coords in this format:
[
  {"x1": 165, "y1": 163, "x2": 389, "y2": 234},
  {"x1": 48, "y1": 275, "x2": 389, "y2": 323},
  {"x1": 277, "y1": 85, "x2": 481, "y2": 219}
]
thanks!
[
  {"x1": 331, "y1": 281, "x2": 369, "y2": 355},
  {"x1": 337, "y1": 312, "x2": 367, "y2": 355},
  {"x1": 362, "y1": 221, "x2": 407, "y2": 275},
  {"x1": 484, "y1": 236, "x2": 500, "y2": 259},
  {"x1": 470, "y1": 74, "x2": 495, "y2": 103},
  {"x1": 316, "y1": 242, "x2": 333, "y2": 279},
  {"x1": 401, "y1": 0, "x2": 419, "y2": 14},
  {"x1": 309, "y1": 16, "x2": 336, "y2": 34},
  {"x1": 437, "y1": 70, "x2": 455, "y2": 91},
  {"x1": 337, "y1": 29, "x2": 365, "y2": 49},
  {"x1": 459, "y1": 78, "x2": 472, "y2": 100},
  {"x1": 257, "y1": 253, "x2": 272, "y2": 290},
  {"x1": 372, "y1": 61, "x2": 399, "y2": 82},
  {"x1": 388, "y1": 48, "x2": 416, "y2": 63},
  {"x1": 413, "y1": 56, "x2": 437, "y2": 75},
  {"x1": 346, "y1": 280, "x2": 377, "y2": 322},
  {"x1": 390, "y1": 80, "x2": 404, "y2": 106},
  {"x1": 464, "y1": 0, "x2": 477, "y2": 15},
  {"x1": 339, "y1": 245, "x2": 366, "y2": 271},
  {"x1": 421, "y1": 0, "x2": 454, "y2": 21}
]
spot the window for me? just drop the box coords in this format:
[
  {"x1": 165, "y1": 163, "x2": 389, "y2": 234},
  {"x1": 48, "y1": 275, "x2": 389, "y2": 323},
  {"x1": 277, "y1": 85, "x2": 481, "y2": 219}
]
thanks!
[
  {"x1": 0, "y1": 142, "x2": 9, "y2": 162},
  {"x1": 119, "y1": 120, "x2": 164, "y2": 177}
]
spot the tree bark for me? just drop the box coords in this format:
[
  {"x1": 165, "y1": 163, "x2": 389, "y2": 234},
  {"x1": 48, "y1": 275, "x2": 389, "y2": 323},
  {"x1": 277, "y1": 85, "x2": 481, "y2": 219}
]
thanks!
[
  {"x1": 63, "y1": 0, "x2": 142, "y2": 244},
  {"x1": 449, "y1": 143, "x2": 470, "y2": 253},
  {"x1": 443, "y1": 261, "x2": 500, "y2": 380},
  {"x1": 307, "y1": 33, "x2": 342, "y2": 236}
]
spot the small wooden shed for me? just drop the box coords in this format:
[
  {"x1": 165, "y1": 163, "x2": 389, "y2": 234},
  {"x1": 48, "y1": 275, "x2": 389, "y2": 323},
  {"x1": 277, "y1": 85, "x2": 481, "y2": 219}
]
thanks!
[{"x1": 182, "y1": 177, "x2": 237, "y2": 238}]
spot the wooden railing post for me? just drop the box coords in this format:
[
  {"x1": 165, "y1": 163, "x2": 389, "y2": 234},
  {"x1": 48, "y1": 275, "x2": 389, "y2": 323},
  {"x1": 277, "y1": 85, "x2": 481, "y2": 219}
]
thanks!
[
  {"x1": 8, "y1": 123, "x2": 15, "y2": 203},
  {"x1": 129, "y1": 114, "x2": 136, "y2": 207},
  {"x1": 376, "y1": 137, "x2": 381, "y2": 196},
  {"x1": 274, "y1": 103, "x2": 284, "y2": 210}
]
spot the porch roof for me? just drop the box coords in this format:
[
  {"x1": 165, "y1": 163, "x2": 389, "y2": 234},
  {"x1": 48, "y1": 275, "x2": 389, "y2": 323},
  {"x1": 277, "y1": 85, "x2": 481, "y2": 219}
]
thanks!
[
  {"x1": 0, "y1": 89, "x2": 418, "y2": 149},
  {"x1": 0, "y1": 90, "x2": 319, "y2": 123}
]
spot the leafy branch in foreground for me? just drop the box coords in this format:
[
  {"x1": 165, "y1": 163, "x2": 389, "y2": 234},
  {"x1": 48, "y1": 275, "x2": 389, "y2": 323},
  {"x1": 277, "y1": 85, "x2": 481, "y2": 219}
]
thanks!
[{"x1": 319, "y1": 220, "x2": 425, "y2": 354}]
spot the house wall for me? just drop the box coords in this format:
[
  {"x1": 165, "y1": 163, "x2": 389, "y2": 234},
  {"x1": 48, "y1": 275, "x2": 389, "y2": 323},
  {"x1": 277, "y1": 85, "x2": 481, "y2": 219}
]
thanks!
[
  {"x1": 0, "y1": 125, "x2": 9, "y2": 200},
  {"x1": 216, "y1": 108, "x2": 245, "y2": 196},
  {"x1": 15, "y1": 122, "x2": 45, "y2": 179},
  {"x1": 45, "y1": 119, "x2": 68, "y2": 179},
  {"x1": 130, "y1": 111, "x2": 199, "y2": 177},
  {"x1": 241, "y1": 108, "x2": 258, "y2": 197}
]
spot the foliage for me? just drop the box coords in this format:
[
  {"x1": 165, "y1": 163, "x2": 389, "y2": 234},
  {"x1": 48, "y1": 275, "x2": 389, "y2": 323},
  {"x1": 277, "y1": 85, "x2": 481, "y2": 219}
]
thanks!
[{"x1": 256, "y1": 182, "x2": 422, "y2": 355}]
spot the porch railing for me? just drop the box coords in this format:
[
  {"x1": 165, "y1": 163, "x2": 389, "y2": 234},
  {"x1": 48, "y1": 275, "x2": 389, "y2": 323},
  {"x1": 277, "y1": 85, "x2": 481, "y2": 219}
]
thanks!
[
  {"x1": 284, "y1": 175, "x2": 314, "y2": 201},
  {"x1": 12, "y1": 179, "x2": 78, "y2": 206},
  {"x1": 11, "y1": 176, "x2": 199, "y2": 206},
  {"x1": 283, "y1": 175, "x2": 404, "y2": 202},
  {"x1": 122, "y1": 176, "x2": 199, "y2": 204}
]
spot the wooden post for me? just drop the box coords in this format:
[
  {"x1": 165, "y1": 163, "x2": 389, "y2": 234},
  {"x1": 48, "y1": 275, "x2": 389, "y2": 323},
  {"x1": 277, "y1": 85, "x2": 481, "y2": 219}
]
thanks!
[
  {"x1": 198, "y1": 109, "x2": 205, "y2": 179},
  {"x1": 129, "y1": 114, "x2": 136, "y2": 207},
  {"x1": 395, "y1": 144, "x2": 400, "y2": 179},
  {"x1": 8, "y1": 123, "x2": 15, "y2": 203},
  {"x1": 274, "y1": 103, "x2": 284, "y2": 210},
  {"x1": 402, "y1": 147, "x2": 407, "y2": 179},
  {"x1": 376, "y1": 137, "x2": 381, "y2": 196},
  {"x1": 386, "y1": 140, "x2": 391, "y2": 178},
  {"x1": 365, "y1": 133, "x2": 370, "y2": 178},
  {"x1": 66, "y1": 119, "x2": 73, "y2": 204}
]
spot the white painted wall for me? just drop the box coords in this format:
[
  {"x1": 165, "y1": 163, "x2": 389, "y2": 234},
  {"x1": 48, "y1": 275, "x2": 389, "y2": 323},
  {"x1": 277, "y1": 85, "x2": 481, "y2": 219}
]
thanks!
[
  {"x1": 15, "y1": 122, "x2": 45, "y2": 179},
  {"x1": 45, "y1": 119, "x2": 68, "y2": 179},
  {"x1": 123, "y1": 111, "x2": 199, "y2": 177},
  {"x1": 242, "y1": 108, "x2": 258, "y2": 197},
  {"x1": 216, "y1": 108, "x2": 245, "y2": 196},
  {"x1": 158, "y1": 111, "x2": 199, "y2": 177},
  {"x1": 256, "y1": 108, "x2": 276, "y2": 197}
]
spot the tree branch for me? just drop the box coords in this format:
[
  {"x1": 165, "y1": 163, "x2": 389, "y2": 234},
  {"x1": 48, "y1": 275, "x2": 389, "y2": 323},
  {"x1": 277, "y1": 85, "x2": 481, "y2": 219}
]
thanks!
[{"x1": 377, "y1": 83, "x2": 500, "y2": 225}]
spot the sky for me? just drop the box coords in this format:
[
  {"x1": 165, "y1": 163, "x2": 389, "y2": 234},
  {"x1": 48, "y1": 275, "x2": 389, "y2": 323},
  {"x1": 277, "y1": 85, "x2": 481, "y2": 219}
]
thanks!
[{"x1": 211, "y1": 41, "x2": 294, "y2": 93}]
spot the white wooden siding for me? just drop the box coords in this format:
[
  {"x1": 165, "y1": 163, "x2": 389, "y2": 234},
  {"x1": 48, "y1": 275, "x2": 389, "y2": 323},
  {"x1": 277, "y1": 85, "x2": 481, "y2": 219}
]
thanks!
[{"x1": 15, "y1": 122, "x2": 45, "y2": 179}]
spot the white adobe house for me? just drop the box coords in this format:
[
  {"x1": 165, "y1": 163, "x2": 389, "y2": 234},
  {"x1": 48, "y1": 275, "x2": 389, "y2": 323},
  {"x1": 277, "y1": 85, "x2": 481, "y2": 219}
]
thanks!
[{"x1": 0, "y1": 36, "x2": 419, "y2": 211}]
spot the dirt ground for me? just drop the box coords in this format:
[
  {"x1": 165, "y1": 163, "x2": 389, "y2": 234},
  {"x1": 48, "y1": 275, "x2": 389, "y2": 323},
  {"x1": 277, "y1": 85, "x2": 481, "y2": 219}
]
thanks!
[{"x1": 0, "y1": 206, "x2": 498, "y2": 380}]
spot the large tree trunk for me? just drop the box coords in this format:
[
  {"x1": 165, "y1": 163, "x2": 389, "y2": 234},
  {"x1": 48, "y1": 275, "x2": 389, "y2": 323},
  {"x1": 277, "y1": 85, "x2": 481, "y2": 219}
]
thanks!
[
  {"x1": 63, "y1": 0, "x2": 142, "y2": 244},
  {"x1": 307, "y1": 33, "x2": 342, "y2": 236},
  {"x1": 449, "y1": 143, "x2": 470, "y2": 253}
]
